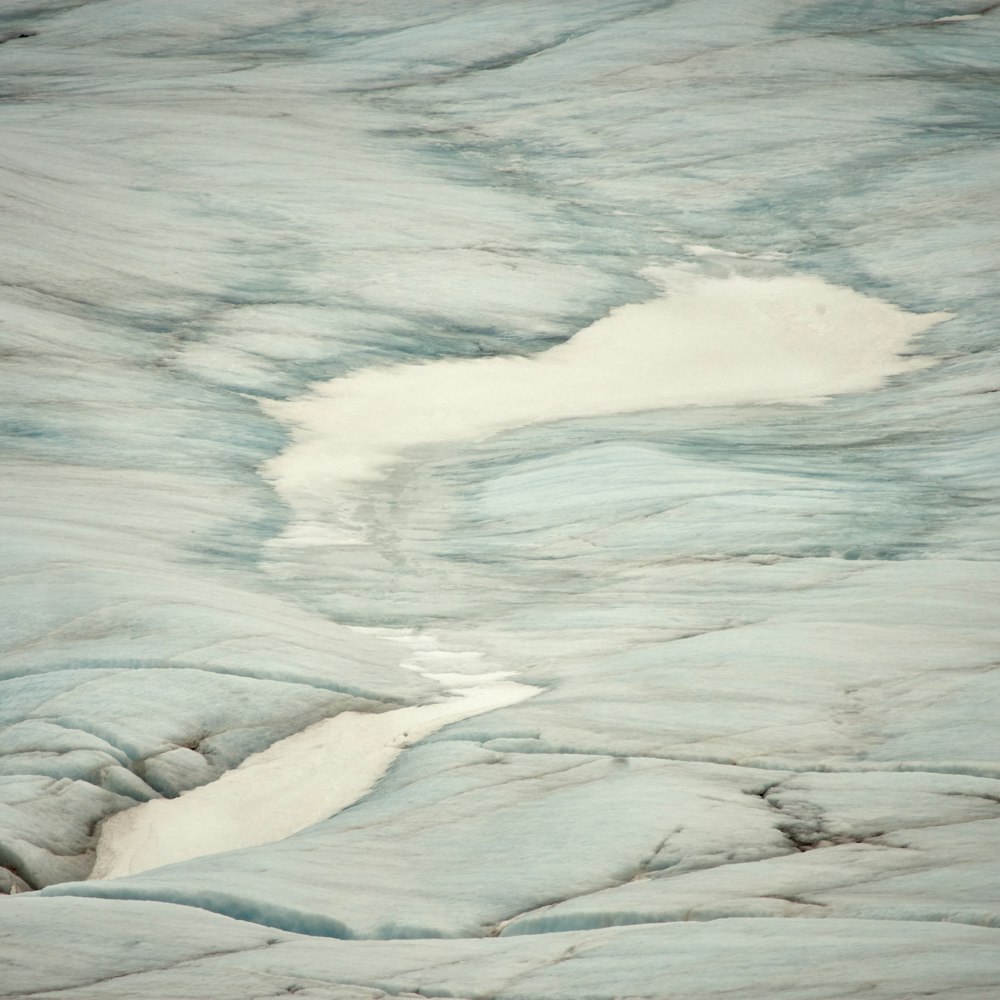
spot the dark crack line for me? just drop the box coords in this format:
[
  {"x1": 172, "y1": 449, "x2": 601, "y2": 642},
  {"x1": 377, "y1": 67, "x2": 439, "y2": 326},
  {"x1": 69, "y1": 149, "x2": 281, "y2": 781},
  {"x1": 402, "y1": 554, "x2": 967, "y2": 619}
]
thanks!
[{"x1": 453, "y1": 743, "x2": 1000, "y2": 782}]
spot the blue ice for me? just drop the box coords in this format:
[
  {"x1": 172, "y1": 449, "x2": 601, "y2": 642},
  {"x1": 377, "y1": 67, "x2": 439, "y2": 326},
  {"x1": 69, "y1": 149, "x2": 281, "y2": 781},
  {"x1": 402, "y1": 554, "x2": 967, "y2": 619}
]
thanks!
[{"x1": 2, "y1": 1, "x2": 999, "y2": 997}]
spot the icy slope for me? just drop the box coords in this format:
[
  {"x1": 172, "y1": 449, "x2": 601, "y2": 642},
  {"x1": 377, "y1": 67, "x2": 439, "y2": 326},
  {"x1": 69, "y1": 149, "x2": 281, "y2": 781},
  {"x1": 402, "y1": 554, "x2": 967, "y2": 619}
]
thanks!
[
  {"x1": 3, "y1": 0, "x2": 1000, "y2": 997},
  {"x1": 6, "y1": 897, "x2": 1000, "y2": 1000}
]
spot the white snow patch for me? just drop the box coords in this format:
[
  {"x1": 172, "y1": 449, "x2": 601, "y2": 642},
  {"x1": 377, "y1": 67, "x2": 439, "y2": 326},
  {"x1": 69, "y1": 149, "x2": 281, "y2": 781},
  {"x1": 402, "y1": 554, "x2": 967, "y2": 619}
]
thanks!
[
  {"x1": 90, "y1": 634, "x2": 537, "y2": 880},
  {"x1": 261, "y1": 266, "x2": 947, "y2": 545}
]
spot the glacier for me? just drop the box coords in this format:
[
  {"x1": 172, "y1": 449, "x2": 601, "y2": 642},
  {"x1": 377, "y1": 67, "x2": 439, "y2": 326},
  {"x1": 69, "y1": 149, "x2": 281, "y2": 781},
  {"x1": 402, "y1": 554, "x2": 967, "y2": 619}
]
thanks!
[{"x1": 2, "y1": 1, "x2": 1000, "y2": 997}]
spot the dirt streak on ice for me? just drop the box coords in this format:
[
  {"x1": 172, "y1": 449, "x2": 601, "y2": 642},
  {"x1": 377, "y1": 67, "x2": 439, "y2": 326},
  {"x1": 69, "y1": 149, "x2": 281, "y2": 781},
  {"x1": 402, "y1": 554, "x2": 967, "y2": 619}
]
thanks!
[{"x1": 91, "y1": 639, "x2": 536, "y2": 880}]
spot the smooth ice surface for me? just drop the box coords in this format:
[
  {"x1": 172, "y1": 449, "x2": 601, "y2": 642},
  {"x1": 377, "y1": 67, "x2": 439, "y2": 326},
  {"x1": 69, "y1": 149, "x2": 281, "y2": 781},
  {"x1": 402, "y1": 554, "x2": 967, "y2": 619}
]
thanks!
[
  {"x1": 5, "y1": 898, "x2": 1000, "y2": 999},
  {"x1": 3, "y1": 1, "x2": 1000, "y2": 997}
]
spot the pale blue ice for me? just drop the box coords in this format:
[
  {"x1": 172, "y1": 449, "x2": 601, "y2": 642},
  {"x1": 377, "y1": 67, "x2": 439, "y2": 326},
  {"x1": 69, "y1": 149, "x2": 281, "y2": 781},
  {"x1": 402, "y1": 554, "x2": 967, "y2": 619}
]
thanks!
[{"x1": 2, "y1": 1, "x2": 999, "y2": 997}]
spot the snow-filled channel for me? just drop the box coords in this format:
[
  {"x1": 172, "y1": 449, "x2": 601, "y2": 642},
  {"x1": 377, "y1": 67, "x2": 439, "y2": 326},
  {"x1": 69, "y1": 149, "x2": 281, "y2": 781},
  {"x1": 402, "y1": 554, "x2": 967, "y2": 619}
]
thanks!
[
  {"x1": 87, "y1": 262, "x2": 945, "y2": 882},
  {"x1": 90, "y1": 639, "x2": 537, "y2": 880},
  {"x1": 263, "y1": 265, "x2": 948, "y2": 546}
]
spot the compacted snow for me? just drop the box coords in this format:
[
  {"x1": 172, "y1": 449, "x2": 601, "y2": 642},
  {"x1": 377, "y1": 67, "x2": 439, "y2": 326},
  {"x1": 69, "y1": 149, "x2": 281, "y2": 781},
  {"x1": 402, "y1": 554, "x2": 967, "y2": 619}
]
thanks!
[
  {"x1": 91, "y1": 640, "x2": 537, "y2": 879},
  {"x1": 2, "y1": 1, "x2": 999, "y2": 997}
]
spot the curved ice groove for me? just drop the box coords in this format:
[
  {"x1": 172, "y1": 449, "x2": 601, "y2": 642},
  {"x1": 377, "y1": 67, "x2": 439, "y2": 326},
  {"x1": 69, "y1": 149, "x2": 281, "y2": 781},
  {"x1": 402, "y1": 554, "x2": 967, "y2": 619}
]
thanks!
[
  {"x1": 261, "y1": 266, "x2": 948, "y2": 546},
  {"x1": 90, "y1": 638, "x2": 538, "y2": 880}
]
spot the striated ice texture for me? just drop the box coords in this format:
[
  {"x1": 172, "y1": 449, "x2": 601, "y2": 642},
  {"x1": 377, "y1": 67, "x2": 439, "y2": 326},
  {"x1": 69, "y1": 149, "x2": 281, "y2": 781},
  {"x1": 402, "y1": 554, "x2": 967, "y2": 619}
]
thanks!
[{"x1": 2, "y1": 1, "x2": 1000, "y2": 997}]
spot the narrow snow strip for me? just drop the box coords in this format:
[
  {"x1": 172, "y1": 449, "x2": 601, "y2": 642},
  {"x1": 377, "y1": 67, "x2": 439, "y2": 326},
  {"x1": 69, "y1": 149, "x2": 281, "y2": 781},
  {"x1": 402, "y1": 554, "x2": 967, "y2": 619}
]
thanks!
[
  {"x1": 90, "y1": 645, "x2": 537, "y2": 880},
  {"x1": 261, "y1": 266, "x2": 948, "y2": 544}
]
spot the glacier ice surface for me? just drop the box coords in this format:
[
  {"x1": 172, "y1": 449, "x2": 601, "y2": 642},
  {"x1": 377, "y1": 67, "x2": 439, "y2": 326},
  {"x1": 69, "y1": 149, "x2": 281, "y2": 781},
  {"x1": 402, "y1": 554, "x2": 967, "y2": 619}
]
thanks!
[{"x1": 2, "y1": 0, "x2": 1000, "y2": 997}]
